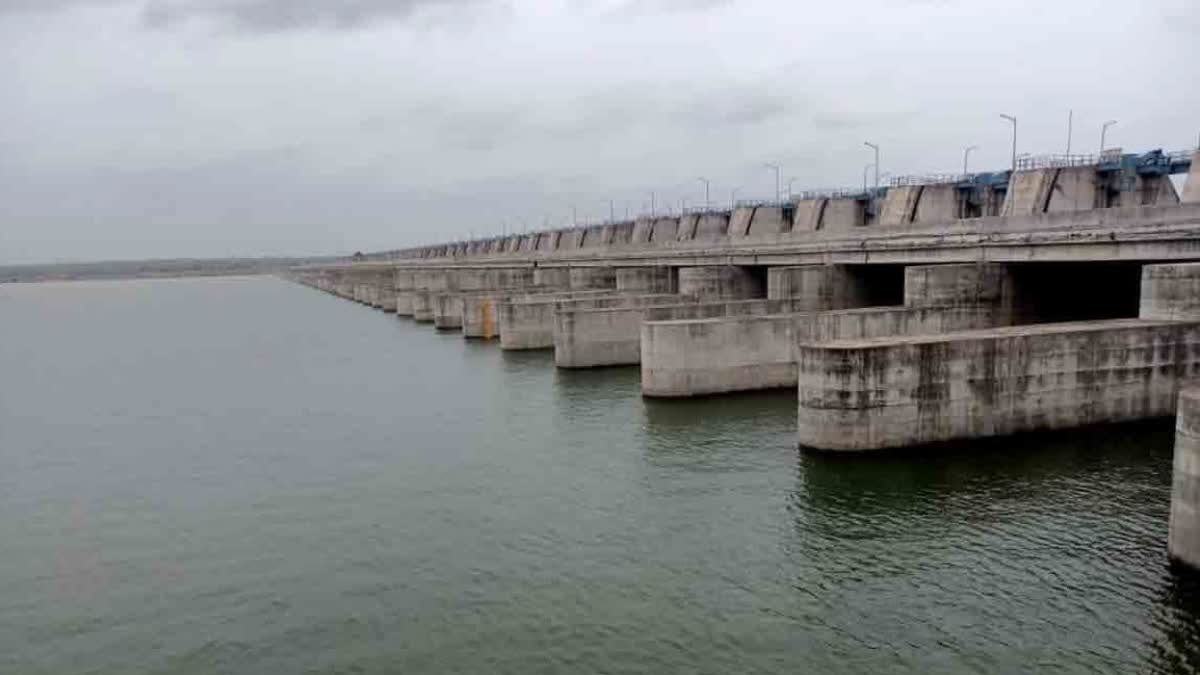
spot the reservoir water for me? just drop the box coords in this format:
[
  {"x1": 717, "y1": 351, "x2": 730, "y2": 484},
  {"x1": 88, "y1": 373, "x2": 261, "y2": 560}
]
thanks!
[{"x1": 2, "y1": 276, "x2": 1199, "y2": 674}]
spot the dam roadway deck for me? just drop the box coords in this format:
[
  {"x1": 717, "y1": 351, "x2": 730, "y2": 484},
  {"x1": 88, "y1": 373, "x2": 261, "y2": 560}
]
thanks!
[{"x1": 312, "y1": 203, "x2": 1200, "y2": 272}]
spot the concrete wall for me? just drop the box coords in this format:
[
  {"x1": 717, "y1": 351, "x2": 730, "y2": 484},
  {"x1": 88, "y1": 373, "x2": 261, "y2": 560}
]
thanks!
[
  {"x1": 694, "y1": 213, "x2": 729, "y2": 241},
  {"x1": 791, "y1": 199, "x2": 826, "y2": 233},
  {"x1": 616, "y1": 266, "x2": 678, "y2": 294},
  {"x1": 412, "y1": 270, "x2": 448, "y2": 322},
  {"x1": 499, "y1": 293, "x2": 684, "y2": 350},
  {"x1": 640, "y1": 304, "x2": 1000, "y2": 397},
  {"x1": 569, "y1": 266, "x2": 617, "y2": 290},
  {"x1": 650, "y1": 218, "x2": 679, "y2": 243},
  {"x1": 1184, "y1": 150, "x2": 1200, "y2": 203},
  {"x1": 767, "y1": 265, "x2": 874, "y2": 309},
  {"x1": 677, "y1": 214, "x2": 700, "y2": 241},
  {"x1": 728, "y1": 207, "x2": 755, "y2": 237},
  {"x1": 912, "y1": 185, "x2": 962, "y2": 224},
  {"x1": 395, "y1": 270, "x2": 416, "y2": 316},
  {"x1": 1003, "y1": 167, "x2": 1101, "y2": 215},
  {"x1": 677, "y1": 266, "x2": 764, "y2": 299},
  {"x1": 903, "y1": 263, "x2": 1013, "y2": 322},
  {"x1": 1170, "y1": 387, "x2": 1200, "y2": 569},
  {"x1": 631, "y1": 217, "x2": 654, "y2": 244},
  {"x1": 462, "y1": 289, "x2": 612, "y2": 338},
  {"x1": 1140, "y1": 262, "x2": 1200, "y2": 321},
  {"x1": 555, "y1": 298, "x2": 814, "y2": 369},
  {"x1": 747, "y1": 206, "x2": 790, "y2": 236},
  {"x1": 821, "y1": 199, "x2": 867, "y2": 231},
  {"x1": 797, "y1": 320, "x2": 1200, "y2": 451},
  {"x1": 879, "y1": 186, "x2": 922, "y2": 226},
  {"x1": 534, "y1": 267, "x2": 571, "y2": 288}
]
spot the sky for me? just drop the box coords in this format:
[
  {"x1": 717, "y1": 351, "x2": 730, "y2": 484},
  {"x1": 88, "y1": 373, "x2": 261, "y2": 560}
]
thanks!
[{"x1": 1, "y1": 0, "x2": 1198, "y2": 263}]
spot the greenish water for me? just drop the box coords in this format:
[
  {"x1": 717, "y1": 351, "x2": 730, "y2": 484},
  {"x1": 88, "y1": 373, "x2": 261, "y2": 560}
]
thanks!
[{"x1": 2, "y1": 276, "x2": 1199, "y2": 674}]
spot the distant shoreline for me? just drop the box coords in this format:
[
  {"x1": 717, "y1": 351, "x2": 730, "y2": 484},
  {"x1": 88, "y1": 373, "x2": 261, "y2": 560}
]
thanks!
[{"x1": 0, "y1": 256, "x2": 340, "y2": 285}]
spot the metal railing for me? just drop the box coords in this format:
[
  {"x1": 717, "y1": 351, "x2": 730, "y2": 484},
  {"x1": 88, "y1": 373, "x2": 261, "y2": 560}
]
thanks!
[
  {"x1": 1015, "y1": 153, "x2": 1107, "y2": 171},
  {"x1": 887, "y1": 173, "x2": 968, "y2": 187}
]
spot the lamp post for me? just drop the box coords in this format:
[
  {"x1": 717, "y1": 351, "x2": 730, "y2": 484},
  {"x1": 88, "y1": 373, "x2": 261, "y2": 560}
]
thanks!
[
  {"x1": 731, "y1": 187, "x2": 740, "y2": 210},
  {"x1": 1000, "y1": 114, "x2": 1017, "y2": 171},
  {"x1": 963, "y1": 145, "x2": 978, "y2": 176},
  {"x1": 697, "y1": 177, "x2": 711, "y2": 210},
  {"x1": 787, "y1": 177, "x2": 800, "y2": 200},
  {"x1": 763, "y1": 162, "x2": 781, "y2": 202},
  {"x1": 863, "y1": 163, "x2": 872, "y2": 192},
  {"x1": 864, "y1": 142, "x2": 880, "y2": 192},
  {"x1": 650, "y1": 191, "x2": 656, "y2": 217},
  {"x1": 1100, "y1": 120, "x2": 1117, "y2": 154}
]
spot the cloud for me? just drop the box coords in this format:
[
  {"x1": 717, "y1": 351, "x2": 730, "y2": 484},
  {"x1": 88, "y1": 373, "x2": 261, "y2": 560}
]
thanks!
[
  {"x1": 0, "y1": 0, "x2": 125, "y2": 13},
  {"x1": 139, "y1": 0, "x2": 495, "y2": 31}
]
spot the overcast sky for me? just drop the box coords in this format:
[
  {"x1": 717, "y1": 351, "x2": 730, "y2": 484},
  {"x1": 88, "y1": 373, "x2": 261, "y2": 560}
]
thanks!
[{"x1": 2, "y1": 0, "x2": 1198, "y2": 263}]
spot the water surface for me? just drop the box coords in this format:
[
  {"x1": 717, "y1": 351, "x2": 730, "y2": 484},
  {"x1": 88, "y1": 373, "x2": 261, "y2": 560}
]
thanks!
[{"x1": 2, "y1": 276, "x2": 1199, "y2": 674}]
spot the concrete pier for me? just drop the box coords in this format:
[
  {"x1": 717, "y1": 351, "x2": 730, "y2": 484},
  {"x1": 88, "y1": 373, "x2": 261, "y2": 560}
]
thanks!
[
  {"x1": 796, "y1": 319, "x2": 1200, "y2": 451},
  {"x1": 677, "y1": 266, "x2": 764, "y2": 299},
  {"x1": 554, "y1": 297, "x2": 817, "y2": 369},
  {"x1": 641, "y1": 304, "x2": 1000, "y2": 397},
  {"x1": 1170, "y1": 387, "x2": 1200, "y2": 569},
  {"x1": 616, "y1": 267, "x2": 678, "y2": 294},
  {"x1": 568, "y1": 267, "x2": 617, "y2": 290},
  {"x1": 499, "y1": 293, "x2": 687, "y2": 351},
  {"x1": 395, "y1": 270, "x2": 415, "y2": 316},
  {"x1": 461, "y1": 289, "x2": 612, "y2": 339}
]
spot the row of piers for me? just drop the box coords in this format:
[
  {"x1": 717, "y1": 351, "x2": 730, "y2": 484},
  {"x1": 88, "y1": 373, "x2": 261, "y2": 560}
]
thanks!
[{"x1": 291, "y1": 149, "x2": 1200, "y2": 572}]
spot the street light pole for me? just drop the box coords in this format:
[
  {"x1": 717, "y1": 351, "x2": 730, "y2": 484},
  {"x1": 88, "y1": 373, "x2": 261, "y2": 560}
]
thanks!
[
  {"x1": 863, "y1": 163, "x2": 872, "y2": 192},
  {"x1": 763, "y1": 163, "x2": 781, "y2": 202},
  {"x1": 1000, "y1": 114, "x2": 1017, "y2": 171},
  {"x1": 1066, "y1": 109, "x2": 1073, "y2": 156},
  {"x1": 963, "y1": 145, "x2": 978, "y2": 175},
  {"x1": 787, "y1": 178, "x2": 800, "y2": 200},
  {"x1": 1101, "y1": 120, "x2": 1117, "y2": 154},
  {"x1": 650, "y1": 191, "x2": 656, "y2": 218},
  {"x1": 697, "y1": 177, "x2": 711, "y2": 210},
  {"x1": 731, "y1": 188, "x2": 739, "y2": 210},
  {"x1": 609, "y1": 199, "x2": 615, "y2": 223},
  {"x1": 864, "y1": 142, "x2": 879, "y2": 191}
]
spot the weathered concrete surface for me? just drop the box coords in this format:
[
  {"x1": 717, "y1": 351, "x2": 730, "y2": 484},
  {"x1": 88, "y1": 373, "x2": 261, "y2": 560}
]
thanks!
[
  {"x1": 1140, "y1": 262, "x2": 1200, "y2": 321},
  {"x1": 677, "y1": 214, "x2": 700, "y2": 241},
  {"x1": 616, "y1": 266, "x2": 677, "y2": 294},
  {"x1": 728, "y1": 207, "x2": 755, "y2": 237},
  {"x1": 433, "y1": 294, "x2": 466, "y2": 329},
  {"x1": 499, "y1": 293, "x2": 686, "y2": 350},
  {"x1": 394, "y1": 270, "x2": 416, "y2": 316},
  {"x1": 791, "y1": 199, "x2": 822, "y2": 232},
  {"x1": 912, "y1": 185, "x2": 962, "y2": 224},
  {"x1": 641, "y1": 305, "x2": 1000, "y2": 397},
  {"x1": 903, "y1": 263, "x2": 1013, "y2": 322},
  {"x1": 412, "y1": 271, "x2": 448, "y2": 322},
  {"x1": 462, "y1": 289, "x2": 612, "y2": 339},
  {"x1": 569, "y1": 267, "x2": 617, "y2": 290},
  {"x1": 534, "y1": 267, "x2": 571, "y2": 288},
  {"x1": 1185, "y1": 151, "x2": 1200, "y2": 203},
  {"x1": 694, "y1": 213, "x2": 729, "y2": 241},
  {"x1": 650, "y1": 218, "x2": 679, "y2": 243},
  {"x1": 821, "y1": 199, "x2": 866, "y2": 231},
  {"x1": 677, "y1": 266, "x2": 764, "y2": 299},
  {"x1": 554, "y1": 298, "x2": 816, "y2": 369},
  {"x1": 796, "y1": 320, "x2": 1200, "y2": 451},
  {"x1": 1170, "y1": 387, "x2": 1200, "y2": 569},
  {"x1": 879, "y1": 186, "x2": 922, "y2": 226},
  {"x1": 747, "y1": 206, "x2": 789, "y2": 236},
  {"x1": 767, "y1": 265, "x2": 872, "y2": 309}
]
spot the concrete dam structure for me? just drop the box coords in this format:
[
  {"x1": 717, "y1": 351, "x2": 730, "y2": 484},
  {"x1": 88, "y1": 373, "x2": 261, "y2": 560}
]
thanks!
[{"x1": 291, "y1": 148, "x2": 1200, "y2": 570}]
